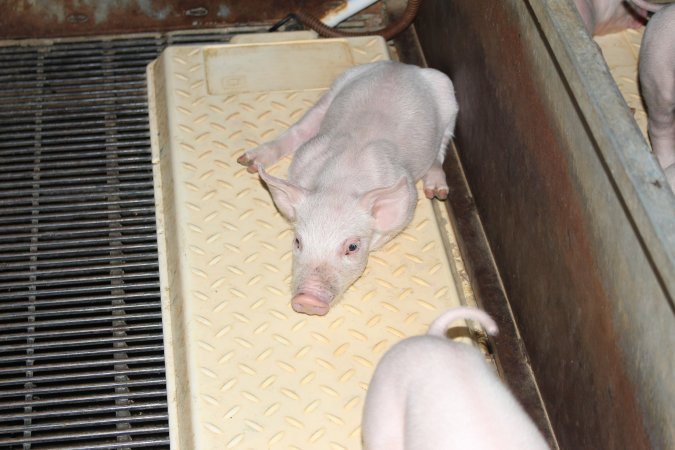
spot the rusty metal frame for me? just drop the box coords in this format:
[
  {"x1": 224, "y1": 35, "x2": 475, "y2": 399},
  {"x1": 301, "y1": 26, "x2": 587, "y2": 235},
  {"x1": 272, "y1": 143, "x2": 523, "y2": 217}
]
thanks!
[
  {"x1": 392, "y1": 27, "x2": 559, "y2": 449},
  {"x1": 415, "y1": 0, "x2": 674, "y2": 449},
  {"x1": 0, "y1": 1, "x2": 385, "y2": 39}
]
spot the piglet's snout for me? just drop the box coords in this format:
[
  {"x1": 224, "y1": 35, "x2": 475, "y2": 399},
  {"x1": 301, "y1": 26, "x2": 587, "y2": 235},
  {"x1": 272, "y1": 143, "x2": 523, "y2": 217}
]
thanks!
[
  {"x1": 291, "y1": 293, "x2": 330, "y2": 316},
  {"x1": 291, "y1": 264, "x2": 337, "y2": 315}
]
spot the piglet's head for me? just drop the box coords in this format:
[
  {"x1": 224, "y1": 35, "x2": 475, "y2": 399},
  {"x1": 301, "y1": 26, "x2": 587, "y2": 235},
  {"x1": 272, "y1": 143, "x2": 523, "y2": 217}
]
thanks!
[{"x1": 258, "y1": 167, "x2": 414, "y2": 316}]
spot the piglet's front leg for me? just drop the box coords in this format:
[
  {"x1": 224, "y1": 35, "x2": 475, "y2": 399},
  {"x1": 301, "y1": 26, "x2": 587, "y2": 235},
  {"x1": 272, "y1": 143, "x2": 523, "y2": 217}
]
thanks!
[
  {"x1": 236, "y1": 94, "x2": 331, "y2": 173},
  {"x1": 237, "y1": 141, "x2": 290, "y2": 174}
]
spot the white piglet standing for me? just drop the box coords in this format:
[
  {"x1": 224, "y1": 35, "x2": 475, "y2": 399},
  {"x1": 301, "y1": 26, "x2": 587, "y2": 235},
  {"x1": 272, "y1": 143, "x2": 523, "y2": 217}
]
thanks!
[
  {"x1": 238, "y1": 61, "x2": 458, "y2": 315},
  {"x1": 362, "y1": 307, "x2": 550, "y2": 450}
]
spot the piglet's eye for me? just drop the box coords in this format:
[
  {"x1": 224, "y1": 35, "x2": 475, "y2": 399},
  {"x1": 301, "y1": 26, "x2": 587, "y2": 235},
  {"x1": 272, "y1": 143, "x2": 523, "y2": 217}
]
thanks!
[
  {"x1": 346, "y1": 241, "x2": 359, "y2": 255},
  {"x1": 294, "y1": 237, "x2": 302, "y2": 251}
]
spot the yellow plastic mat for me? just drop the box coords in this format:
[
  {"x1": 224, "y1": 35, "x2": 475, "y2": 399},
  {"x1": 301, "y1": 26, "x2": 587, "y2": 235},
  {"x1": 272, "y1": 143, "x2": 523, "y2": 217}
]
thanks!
[
  {"x1": 148, "y1": 32, "x2": 472, "y2": 449},
  {"x1": 595, "y1": 28, "x2": 648, "y2": 141}
]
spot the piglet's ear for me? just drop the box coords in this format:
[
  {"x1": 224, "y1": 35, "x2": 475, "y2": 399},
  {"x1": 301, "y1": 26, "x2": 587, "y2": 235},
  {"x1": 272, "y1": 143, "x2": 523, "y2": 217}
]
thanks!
[
  {"x1": 360, "y1": 177, "x2": 412, "y2": 234},
  {"x1": 258, "y1": 166, "x2": 308, "y2": 221}
]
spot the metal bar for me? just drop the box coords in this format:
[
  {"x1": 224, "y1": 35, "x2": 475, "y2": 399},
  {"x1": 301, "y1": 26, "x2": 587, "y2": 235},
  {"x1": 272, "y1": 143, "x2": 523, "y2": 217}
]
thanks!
[
  {"x1": 0, "y1": 175, "x2": 153, "y2": 191},
  {"x1": 0, "y1": 291, "x2": 159, "y2": 312},
  {"x1": 0, "y1": 125, "x2": 148, "y2": 142},
  {"x1": 0, "y1": 142, "x2": 151, "y2": 159},
  {"x1": 0, "y1": 158, "x2": 152, "y2": 174},
  {"x1": 0, "y1": 378, "x2": 167, "y2": 398},
  {"x1": 0, "y1": 357, "x2": 167, "y2": 376},
  {"x1": 0, "y1": 76, "x2": 146, "y2": 90},
  {"x1": 0, "y1": 46, "x2": 156, "y2": 59},
  {"x1": 0, "y1": 115, "x2": 147, "y2": 133},
  {"x1": 0, "y1": 138, "x2": 151, "y2": 153},
  {"x1": 1, "y1": 414, "x2": 169, "y2": 434},
  {"x1": 0, "y1": 390, "x2": 167, "y2": 410},
  {"x1": 0, "y1": 61, "x2": 155, "y2": 75},
  {"x1": 0, "y1": 174, "x2": 152, "y2": 187},
  {"x1": 0, "y1": 183, "x2": 154, "y2": 200},
  {"x1": 0, "y1": 254, "x2": 158, "y2": 272},
  {"x1": 0, "y1": 216, "x2": 155, "y2": 233},
  {"x1": 26, "y1": 54, "x2": 162, "y2": 67},
  {"x1": 0, "y1": 301, "x2": 161, "y2": 321},
  {"x1": 0, "y1": 281, "x2": 160, "y2": 301},
  {"x1": 0, "y1": 224, "x2": 156, "y2": 243},
  {"x1": 0, "y1": 344, "x2": 166, "y2": 366},
  {"x1": 0, "y1": 166, "x2": 152, "y2": 183},
  {"x1": 0, "y1": 87, "x2": 149, "y2": 105},
  {"x1": 0, "y1": 333, "x2": 163, "y2": 353},
  {"x1": 0, "y1": 107, "x2": 149, "y2": 125},
  {"x1": 0, "y1": 80, "x2": 148, "y2": 98},
  {"x1": 0, "y1": 156, "x2": 151, "y2": 173},
  {"x1": 0, "y1": 425, "x2": 171, "y2": 446},
  {"x1": 0, "y1": 236, "x2": 157, "y2": 254},
  {"x1": 0, "y1": 99, "x2": 150, "y2": 116},
  {"x1": 42, "y1": 438, "x2": 171, "y2": 450},
  {"x1": 0, "y1": 310, "x2": 162, "y2": 332},
  {"x1": 0, "y1": 132, "x2": 151, "y2": 146},
  {"x1": 0, "y1": 52, "x2": 157, "y2": 64},
  {"x1": 0, "y1": 196, "x2": 154, "y2": 209},
  {"x1": 0, "y1": 96, "x2": 151, "y2": 112},
  {"x1": 41, "y1": 438, "x2": 171, "y2": 449},
  {"x1": 0, "y1": 322, "x2": 162, "y2": 342},
  {"x1": 0, "y1": 41, "x2": 161, "y2": 56},
  {"x1": 0, "y1": 243, "x2": 157, "y2": 263},
  {"x1": 0, "y1": 198, "x2": 155, "y2": 215},
  {"x1": 0, "y1": 108, "x2": 150, "y2": 121},
  {"x1": 0, "y1": 401, "x2": 168, "y2": 421},
  {"x1": 0, "y1": 304, "x2": 164, "y2": 328},
  {"x1": 0, "y1": 366, "x2": 165, "y2": 387}
]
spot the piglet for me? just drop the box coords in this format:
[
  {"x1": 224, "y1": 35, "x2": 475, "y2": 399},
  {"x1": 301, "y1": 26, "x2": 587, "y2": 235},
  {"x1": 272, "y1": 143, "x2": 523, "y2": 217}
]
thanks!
[
  {"x1": 237, "y1": 61, "x2": 458, "y2": 315},
  {"x1": 362, "y1": 307, "x2": 550, "y2": 450},
  {"x1": 573, "y1": 0, "x2": 647, "y2": 35},
  {"x1": 637, "y1": 2, "x2": 675, "y2": 189}
]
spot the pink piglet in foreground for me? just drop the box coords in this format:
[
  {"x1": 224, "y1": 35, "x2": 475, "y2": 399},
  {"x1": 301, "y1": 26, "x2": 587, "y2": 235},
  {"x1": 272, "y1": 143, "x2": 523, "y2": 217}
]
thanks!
[
  {"x1": 362, "y1": 307, "x2": 550, "y2": 450},
  {"x1": 237, "y1": 61, "x2": 458, "y2": 315}
]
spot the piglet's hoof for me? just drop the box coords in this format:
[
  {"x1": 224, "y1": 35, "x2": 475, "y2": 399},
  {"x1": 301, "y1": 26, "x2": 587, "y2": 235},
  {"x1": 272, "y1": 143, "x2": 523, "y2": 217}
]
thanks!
[
  {"x1": 424, "y1": 187, "x2": 449, "y2": 200},
  {"x1": 236, "y1": 154, "x2": 259, "y2": 173},
  {"x1": 292, "y1": 293, "x2": 330, "y2": 316},
  {"x1": 236, "y1": 153, "x2": 250, "y2": 165}
]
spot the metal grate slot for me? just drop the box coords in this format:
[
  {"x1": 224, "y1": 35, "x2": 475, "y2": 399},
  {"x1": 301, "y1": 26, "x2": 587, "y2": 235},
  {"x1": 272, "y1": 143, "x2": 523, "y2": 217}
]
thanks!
[{"x1": 0, "y1": 30, "x2": 240, "y2": 449}]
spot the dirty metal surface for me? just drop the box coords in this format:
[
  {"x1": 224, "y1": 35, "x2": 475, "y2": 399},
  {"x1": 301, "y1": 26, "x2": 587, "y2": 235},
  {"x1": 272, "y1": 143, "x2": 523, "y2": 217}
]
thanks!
[
  {"x1": 416, "y1": 0, "x2": 675, "y2": 449},
  {"x1": 392, "y1": 26, "x2": 558, "y2": 449},
  {"x1": 441, "y1": 140, "x2": 560, "y2": 450},
  {"x1": 0, "y1": 30, "x2": 242, "y2": 450},
  {"x1": 0, "y1": 1, "x2": 386, "y2": 39}
]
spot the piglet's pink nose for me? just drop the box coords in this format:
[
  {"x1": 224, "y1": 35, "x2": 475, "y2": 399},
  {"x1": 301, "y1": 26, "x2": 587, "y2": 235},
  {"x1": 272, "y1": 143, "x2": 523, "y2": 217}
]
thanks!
[{"x1": 292, "y1": 293, "x2": 330, "y2": 316}]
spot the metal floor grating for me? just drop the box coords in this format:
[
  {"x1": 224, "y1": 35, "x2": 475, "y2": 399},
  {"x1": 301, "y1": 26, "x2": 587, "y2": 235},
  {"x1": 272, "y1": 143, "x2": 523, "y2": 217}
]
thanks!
[{"x1": 0, "y1": 31, "x2": 238, "y2": 449}]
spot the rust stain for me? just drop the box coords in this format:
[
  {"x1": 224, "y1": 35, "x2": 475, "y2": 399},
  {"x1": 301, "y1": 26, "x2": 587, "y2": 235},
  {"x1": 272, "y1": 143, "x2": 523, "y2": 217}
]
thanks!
[
  {"x1": 417, "y1": 0, "x2": 653, "y2": 449},
  {"x1": 0, "y1": 1, "x2": 359, "y2": 39}
]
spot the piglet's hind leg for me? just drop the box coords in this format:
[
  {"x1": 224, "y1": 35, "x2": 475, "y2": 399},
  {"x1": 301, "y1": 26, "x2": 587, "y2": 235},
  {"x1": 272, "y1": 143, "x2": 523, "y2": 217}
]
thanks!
[
  {"x1": 422, "y1": 161, "x2": 449, "y2": 200},
  {"x1": 422, "y1": 121, "x2": 454, "y2": 200}
]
